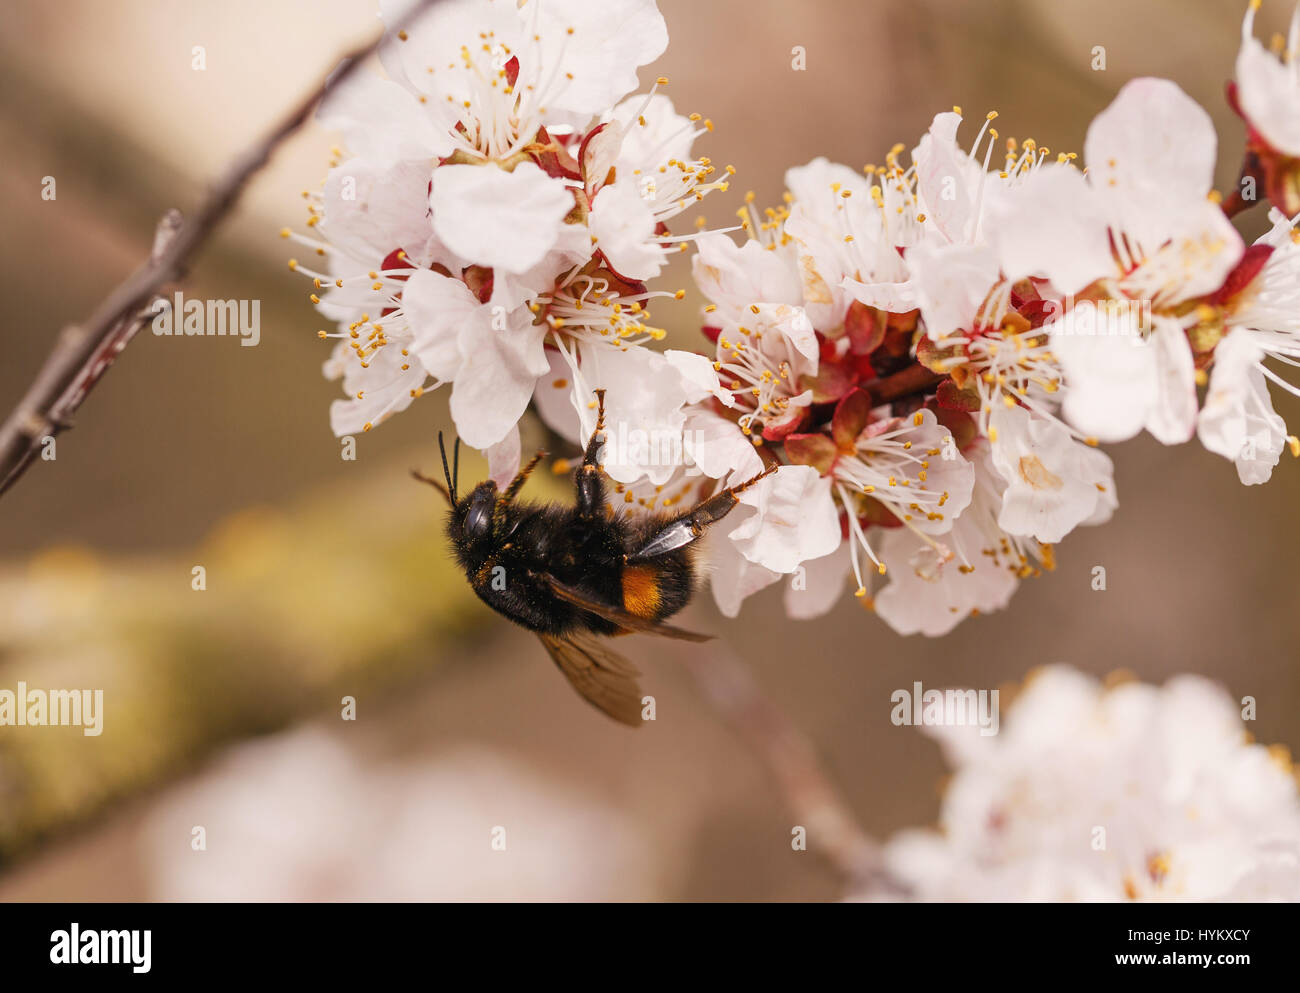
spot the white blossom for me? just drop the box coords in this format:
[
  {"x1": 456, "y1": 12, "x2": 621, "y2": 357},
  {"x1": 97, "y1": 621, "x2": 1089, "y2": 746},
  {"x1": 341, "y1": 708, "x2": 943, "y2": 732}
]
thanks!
[
  {"x1": 1235, "y1": 0, "x2": 1300, "y2": 157},
  {"x1": 884, "y1": 666, "x2": 1300, "y2": 902}
]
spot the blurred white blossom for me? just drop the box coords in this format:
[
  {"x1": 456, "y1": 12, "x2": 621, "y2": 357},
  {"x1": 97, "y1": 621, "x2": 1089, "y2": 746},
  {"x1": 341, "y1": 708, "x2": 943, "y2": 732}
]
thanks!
[
  {"x1": 143, "y1": 729, "x2": 658, "y2": 901},
  {"x1": 882, "y1": 667, "x2": 1300, "y2": 902}
]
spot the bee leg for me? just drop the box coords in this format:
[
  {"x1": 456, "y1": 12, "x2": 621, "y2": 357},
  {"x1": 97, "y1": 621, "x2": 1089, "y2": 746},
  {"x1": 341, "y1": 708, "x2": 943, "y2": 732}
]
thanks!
[
  {"x1": 626, "y1": 462, "x2": 778, "y2": 563},
  {"x1": 492, "y1": 449, "x2": 547, "y2": 527},
  {"x1": 410, "y1": 468, "x2": 451, "y2": 505},
  {"x1": 500, "y1": 450, "x2": 547, "y2": 504},
  {"x1": 575, "y1": 388, "x2": 608, "y2": 518}
]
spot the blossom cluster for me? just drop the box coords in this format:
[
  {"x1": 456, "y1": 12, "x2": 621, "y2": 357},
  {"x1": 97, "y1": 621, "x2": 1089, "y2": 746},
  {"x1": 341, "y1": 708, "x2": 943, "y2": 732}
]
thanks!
[
  {"x1": 285, "y1": 0, "x2": 728, "y2": 478},
  {"x1": 878, "y1": 666, "x2": 1300, "y2": 902},
  {"x1": 290, "y1": 0, "x2": 1300, "y2": 637}
]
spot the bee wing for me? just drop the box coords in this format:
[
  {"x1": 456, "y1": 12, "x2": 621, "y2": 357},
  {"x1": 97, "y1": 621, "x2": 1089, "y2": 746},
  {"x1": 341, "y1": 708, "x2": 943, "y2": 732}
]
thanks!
[
  {"x1": 538, "y1": 631, "x2": 645, "y2": 727},
  {"x1": 543, "y1": 576, "x2": 712, "y2": 643}
]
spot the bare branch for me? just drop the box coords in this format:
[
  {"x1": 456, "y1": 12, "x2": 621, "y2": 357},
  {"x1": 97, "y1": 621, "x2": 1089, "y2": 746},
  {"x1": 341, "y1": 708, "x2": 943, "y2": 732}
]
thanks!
[
  {"x1": 864, "y1": 363, "x2": 943, "y2": 406},
  {"x1": 0, "y1": 0, "x2": 437, "y2": 501},
  {"x1": 683, "y1": 641, "x2": 910, "y2": 898}
]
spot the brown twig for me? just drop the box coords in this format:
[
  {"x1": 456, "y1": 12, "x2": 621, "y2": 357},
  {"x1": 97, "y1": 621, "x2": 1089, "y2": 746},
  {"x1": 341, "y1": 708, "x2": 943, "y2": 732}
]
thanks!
[
  {"x1": 1222, "y1": 148, "x2": 1265, "y2": 220},
  {"x1": 683, "y1": 641, "x2": 909, "y2": 898},
  {"x1": 1221, "y1": 189, "x2": 1252, "y2": 219},
  {"x1": 0, "y1": 0, "x2": 438, "y2": 501},
  {"x1": 863, "y1": 363, "x2": 943, "y2": 405}
]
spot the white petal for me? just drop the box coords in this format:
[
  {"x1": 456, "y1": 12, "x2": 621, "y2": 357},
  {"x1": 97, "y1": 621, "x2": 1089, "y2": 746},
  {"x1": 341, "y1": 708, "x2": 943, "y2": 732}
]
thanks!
[
  {"x1": 728, "y1": 467, "x2": 841, "y2": 574},
  {"x1": 326, "y1": 340, "x2": 427, "y2": 437},
  {"x1": 531, "y1": 0, "x2": 668, "y2": 116},
  {"x1": 485, "y1": 424, "x2": 522, "y2": 489},
  {"x1": 588, "y1": 180, "x2": 662, "y2": 281},
  {"x1": 380, "y1": 0, "x2": 523, "y2": 98},
  {"x1": 1054, "y1": 312, "x2": 1196, "y2": 445},
  {"x1": 907, "y1": 241, "x2": 1001, "y2": 339},
  {"x1": 1084, "y1": 78, "x2": 1219, "y2": 203},
  {"x1": 664, "y1": 349, "x2": 737, "y2": 407},
  {"x1": 913, "y1": 111, "x2": 981, "y2": 243},
  {"x1": 319, "y1": 158, "x2": 440, "y2": 266},
  {"x1": 489, "y1": 222, "x2": 592, "y2": 312},
  {"x1": 1198, "y1": 328, "x2": 1286, "y2": 485},
  {"x1": 989, "y1": 164, "x2": 1112, "y2": 295},
  {"x1": 990, "y1": 404, "x2": 1117, "y2": 544},
  {"x1": 784, "y1": 156, "x2": 872, "y2": 205},
  {"x1": 783, "y1": 178, "x2": 905, "y2": 328},
  {"x1": 705, "y1": 523, "x2": 782, "y2": 618},
  {"x1": 431, "y1": 162, "x2": 574, "y2": 273},
  {"x1": 1143, "y1": 316, "x2": 1198, "y2": 445},
  {"x1": 609, "y1": 94, "x2": 694, "y2": 174},
  {"x1": 581, "y1": 120, "x2": 625, "y2": 193},
  {"x1": 1236, "y1": 7, "x2": 1300, "y2": 157},
  {"x1": 533, "y1": 347, "x2": 583, "y2": 445},
  {"x1": 783, "y1": 543, "x2": 851, "y2": 620},
  {"x1": 317, "y1": 72, "x2": 451, "y2": 163},
  {"x1": 692, "y1": 233, "x2": 804, "y2": 319},
  {"x1": 402, "y1": 270, "x2": 482, "y2": 381},
  {"x1": 875, "y1": 524, "x2": 1018, "y2": 637},
  {"x1": 842, "y1": 275, "x2": 920, "y2": 315},
  {"x1": 1052, "y1": 308, "x2": 1156, "y2": 443},
  {"x1": 754, "y1": 303, "x2": 820, "y2": 361},
  {"x1": 573, "y1": 345, "x2": 695, "y2": 486},
  {"x1": 448, "y1": 314, "x2": 549, "y2": 450},
  {"x1": 682, "y1": 407, "x2": 764, "y2": 480},
  {"x1": 1118, "y1": 200, "x2": 1244, "y2": 307}
]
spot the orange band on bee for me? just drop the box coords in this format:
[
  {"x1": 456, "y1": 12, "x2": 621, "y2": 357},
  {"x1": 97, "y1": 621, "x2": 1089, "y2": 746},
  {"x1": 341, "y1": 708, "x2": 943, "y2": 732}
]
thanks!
[{"x1": 621, "y1": 565, "x2": 663, "y2": 619}]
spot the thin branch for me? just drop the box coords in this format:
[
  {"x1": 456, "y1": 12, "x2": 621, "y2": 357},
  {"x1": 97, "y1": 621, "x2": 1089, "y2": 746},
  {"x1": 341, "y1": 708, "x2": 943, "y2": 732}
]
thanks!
[
  {"x1": 0, "y1": 0, "x2": 437, "y2": 501},
  {"x1": 864, "y1": 363, "x2": 943, "y2": 405},
  {"x1": 682, "y1": 641, "x2": 909, "y2": 898},
  {"x1": 1222, "y1": 148, "x2": 1265, "y2": 221}
]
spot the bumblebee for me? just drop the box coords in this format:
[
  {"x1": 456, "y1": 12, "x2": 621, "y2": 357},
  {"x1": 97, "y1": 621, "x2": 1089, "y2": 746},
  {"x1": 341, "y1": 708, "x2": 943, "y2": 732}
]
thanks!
[{"x1": 414, "y1": 389, "x2": 775, "y2": 727}]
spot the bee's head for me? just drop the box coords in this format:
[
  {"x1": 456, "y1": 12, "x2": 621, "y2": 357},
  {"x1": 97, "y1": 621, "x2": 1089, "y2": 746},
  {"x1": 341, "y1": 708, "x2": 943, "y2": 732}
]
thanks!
[
  {"x1": 452, "y1": 480, "x2": 499, "y2": 545},
  {"x1": 431, "y1": 431, "x2": 497, "y2": 545}
]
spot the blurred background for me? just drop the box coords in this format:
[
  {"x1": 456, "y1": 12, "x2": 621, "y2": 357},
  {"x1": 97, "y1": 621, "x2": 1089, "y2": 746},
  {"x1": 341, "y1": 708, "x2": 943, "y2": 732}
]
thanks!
[{"x1": 1, "y1": 0, "x2": 1297, "y2": 901}]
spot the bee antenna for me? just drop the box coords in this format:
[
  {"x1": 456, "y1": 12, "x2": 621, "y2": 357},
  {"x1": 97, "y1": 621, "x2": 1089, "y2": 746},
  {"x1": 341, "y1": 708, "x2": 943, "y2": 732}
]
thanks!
[
  {"x1": 452, "y1": 437, "x2": 461, "y2": 498},
  {"x1": 438, "y1": 431, "x2": 457, "y2": 504}
]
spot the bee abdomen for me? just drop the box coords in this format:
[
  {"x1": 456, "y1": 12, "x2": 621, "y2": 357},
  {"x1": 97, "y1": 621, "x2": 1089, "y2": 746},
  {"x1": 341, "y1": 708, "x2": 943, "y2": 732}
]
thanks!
[{"x1": 620, "y1": 553, "x2": 693, "y2": 622}]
